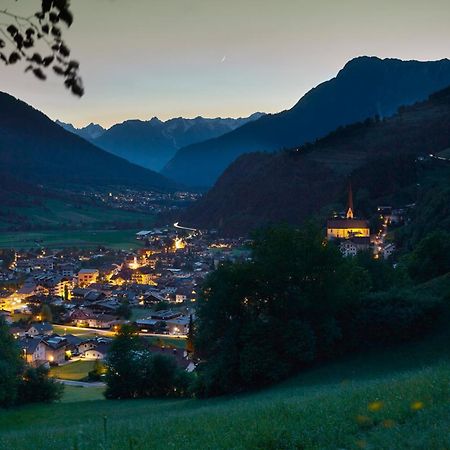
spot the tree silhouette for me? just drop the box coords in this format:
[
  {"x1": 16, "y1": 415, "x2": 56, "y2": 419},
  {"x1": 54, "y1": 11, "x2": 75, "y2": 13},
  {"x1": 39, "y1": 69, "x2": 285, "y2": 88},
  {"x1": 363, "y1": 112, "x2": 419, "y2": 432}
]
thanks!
[{"x1": 0, "y1": 0, "x2": 83, "y2": 96}]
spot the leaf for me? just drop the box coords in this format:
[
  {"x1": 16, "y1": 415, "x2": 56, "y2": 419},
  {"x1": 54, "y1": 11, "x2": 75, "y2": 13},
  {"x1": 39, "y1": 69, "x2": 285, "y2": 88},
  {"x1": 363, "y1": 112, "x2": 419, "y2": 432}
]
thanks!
[
  {"x1": 7, "y1": 25, "x2": 18, "y2": 36},
  {"x1": 59, "y1": 44, "x2": 70, "y2": 57},
  {"x1": 25, "y1": 28, "x2": 36, "y2": 37},
  {"x1": 0, "y1": 53, "x2": 7, "y2": 64},
  {"x1": 71, "y1": 81, "x2": 84, "y2": 97},
  {"x1": 58, "y1": 9, "x2": 73, "y2": 27},
  {"x1": 51, "y1": 26, "x2": 61, "y2": 38},
  {"x1": 23, "y1": 39, "x2": 34, "y2": 49},
  {"x1": 41, "y1": 24, "x2": 50, "y2": 34},
  {"x1": 0, "y1": 40, "x2": 5, "y2": 49},
  {"x1": 53, "y1": 0, "x2": 69, "y2": 11},
  {"x1": 32, "y1": 67, "x2": 47, "y2": 80},
  {"x1": 67, "y1": 60, "x2": 79, "y2": 69},
  {"x1": 24, "y1": 65, "x2": 33, "y2": 73},
  {"x1": 41, "y1": 0, "x2": 53, "y2": 14},
  {"x1": 49, "y1": 12, "x2": 59, "y2": 23},
  {"x1": 42, "y1": 56, "x2": 54, "y2": 66},
  {"x1": 29, "y1": 53, "x2": 43, "y2": 64},
  {"x1": 8, "y1": 52, "x2": 21, "y2": 64},
  {"x1": 53, "y1": 65, "x2": 65, "y2": 75}
]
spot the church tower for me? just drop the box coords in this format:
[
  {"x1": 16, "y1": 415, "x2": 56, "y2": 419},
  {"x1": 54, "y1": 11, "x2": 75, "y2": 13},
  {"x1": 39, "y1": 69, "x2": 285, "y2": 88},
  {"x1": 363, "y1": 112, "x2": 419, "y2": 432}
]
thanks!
[{"x1": 346, "y1": 183, "x2": 354, "y2": 219}]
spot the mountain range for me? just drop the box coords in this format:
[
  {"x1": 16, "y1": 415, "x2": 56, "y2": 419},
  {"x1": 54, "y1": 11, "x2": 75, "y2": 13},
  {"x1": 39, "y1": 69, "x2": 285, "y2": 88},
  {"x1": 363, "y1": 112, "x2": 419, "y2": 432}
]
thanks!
[
  {"x1": 56, "y1": 120, "x2": 106, "y2": 141},
  {"x1": 182, "y1": 85, "x2": 450, "y2": 235},
  {"x1": 0, "y1": 92, "x2": 175, "y2": 194},
  {"x1": 162, "y1": 57, "x2": 450, "y2": 187},
  {"x1": 57, "y1": 113, "x2": 264, "y2": 172}
]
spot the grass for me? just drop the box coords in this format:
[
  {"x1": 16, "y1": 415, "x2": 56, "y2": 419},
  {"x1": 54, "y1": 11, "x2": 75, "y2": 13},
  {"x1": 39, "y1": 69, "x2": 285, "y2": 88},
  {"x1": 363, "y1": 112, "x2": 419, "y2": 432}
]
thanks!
[
  {"x1": 2, "y1": 199, "x2": 154, "y2": 230},
  {"x1": 50, "y1": 361, "x2": 97, "y2": 381},
  {"x1": 1, "y1": 317, "x2": 449, "y2": 449},
  {"x1": 60, "y1": 386, "x2": 105, "y2": 403},
  {"x1": 0, "y1": 229, "x2": 143, "y2": 250}
]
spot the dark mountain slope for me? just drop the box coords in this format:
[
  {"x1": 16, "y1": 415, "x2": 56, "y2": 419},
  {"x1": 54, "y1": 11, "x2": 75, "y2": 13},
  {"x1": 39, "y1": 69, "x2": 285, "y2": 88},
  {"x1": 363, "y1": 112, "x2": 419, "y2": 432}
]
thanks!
[
  {"x1": 163, "y1": 57, "x2": 450, "y2": 187},
  {"x1": 183, "y1": 86, "x2": 450, "y2": 235},
  {"x1": 0, "y1": 92, "x2": 175, "y2": 191},
  {"x1": 90, "y1": 113, "x2": 264, "y2": 172}
]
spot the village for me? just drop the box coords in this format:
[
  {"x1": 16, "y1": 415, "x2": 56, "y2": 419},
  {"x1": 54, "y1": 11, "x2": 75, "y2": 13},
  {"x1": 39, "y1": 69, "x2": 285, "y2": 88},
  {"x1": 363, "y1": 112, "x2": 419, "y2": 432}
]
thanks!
[
  {"x1": 0, "y1": 188, "x2": 405, "y2": 381},
  {"x1": 0, "y1": 224, "x2": 250, "y2": 377}
]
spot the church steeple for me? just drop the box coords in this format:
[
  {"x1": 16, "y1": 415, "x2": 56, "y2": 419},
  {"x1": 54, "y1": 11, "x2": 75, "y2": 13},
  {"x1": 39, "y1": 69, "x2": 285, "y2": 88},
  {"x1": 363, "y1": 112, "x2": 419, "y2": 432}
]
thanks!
[{"x1": 346, "y1": 183, "x2": 354, "y2": 219}]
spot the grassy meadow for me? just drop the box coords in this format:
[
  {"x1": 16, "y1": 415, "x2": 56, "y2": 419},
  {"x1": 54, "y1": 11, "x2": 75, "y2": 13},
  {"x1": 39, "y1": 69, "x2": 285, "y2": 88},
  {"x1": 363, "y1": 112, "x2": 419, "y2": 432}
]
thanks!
[
  {"x1": 1, "y1": 318, "x2": 449, "y2": 450},
  {"x1": 0, "y1": 229, "x2": 142, "y2": 250},
  {"x1": 0, "y1": 198, "x2": 155, "y2": 249},
  {"x1": 49, "y1": 361, "x2": 97, "y2": 381}
]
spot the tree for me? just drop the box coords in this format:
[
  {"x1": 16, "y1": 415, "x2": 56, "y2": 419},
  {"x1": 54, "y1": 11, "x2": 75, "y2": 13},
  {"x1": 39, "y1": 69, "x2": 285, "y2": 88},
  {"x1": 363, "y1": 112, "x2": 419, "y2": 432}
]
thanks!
[
  {"x1": 40, "y1": 304, "x2": 53, "y2": 323},
  {"x1": 194, "y1": 224, "x2": 370, "y2": 396},
  {"x1": 105, "y1": 325, "x2": 192, "y2": 399},
  {"x1": 0, "y1": 318, "x2": 24, "y2": 407},
  {"x1": 405, "y1": 231, "x2": 450, "y2": 283},
  {"x1": 0, "y1": 0, "x2": 84, "y2": 96},
  {"x1": 63, "y1": 284, "x2": 69, "y2": 301},
  {"x1": 104, "y1": 324, "x2": 144, "y2": 399},
  {"x1": 185, "y1": 314, "x2": 195, "y2": 355},
  {"x1": 19, "y1": 365, "x2": 64, "y2": 403},
  {"x1": 115, "y1": 302, "x2": 132, "y2": 320}
]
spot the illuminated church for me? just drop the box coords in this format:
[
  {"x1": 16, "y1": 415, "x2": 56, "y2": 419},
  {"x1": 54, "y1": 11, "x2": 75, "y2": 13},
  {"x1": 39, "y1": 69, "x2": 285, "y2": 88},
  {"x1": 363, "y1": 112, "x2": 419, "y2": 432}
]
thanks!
[{"x1": 327, "y1": 185, "x2": 370, "y2": 241}]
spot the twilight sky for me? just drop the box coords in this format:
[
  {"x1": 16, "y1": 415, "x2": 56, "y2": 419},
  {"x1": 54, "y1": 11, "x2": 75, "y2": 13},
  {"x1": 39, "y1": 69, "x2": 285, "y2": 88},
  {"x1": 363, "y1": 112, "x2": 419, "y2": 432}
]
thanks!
[{"x1": 2, "y1": 0, "x2": 450, "y2": 128}]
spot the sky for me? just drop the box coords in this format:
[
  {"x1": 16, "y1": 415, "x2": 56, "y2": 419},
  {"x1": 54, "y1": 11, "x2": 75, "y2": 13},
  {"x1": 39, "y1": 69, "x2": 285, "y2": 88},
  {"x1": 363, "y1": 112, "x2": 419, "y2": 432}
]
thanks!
[{"x1": 1, "y1": 0, "x2": 450, "y2": 128}]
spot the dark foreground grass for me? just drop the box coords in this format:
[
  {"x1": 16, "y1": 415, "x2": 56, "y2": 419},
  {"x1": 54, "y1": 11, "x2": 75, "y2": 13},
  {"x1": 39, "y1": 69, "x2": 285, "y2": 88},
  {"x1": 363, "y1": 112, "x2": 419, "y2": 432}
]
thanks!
[{"x1": 1, "y1": 320, "x2": 449, "y2": 450}]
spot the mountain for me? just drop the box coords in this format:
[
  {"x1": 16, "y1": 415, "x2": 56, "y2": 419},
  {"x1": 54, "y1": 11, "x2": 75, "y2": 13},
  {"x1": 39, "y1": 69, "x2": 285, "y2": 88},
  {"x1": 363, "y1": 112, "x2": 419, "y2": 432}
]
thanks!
[
  {"x1": 86, "y1": 113, "x2": 264, "y2": 172},
  {"x1": 0, "y1": 92, "x2": 175, "y2": 192},
  {"x1": 182, "y1": 86, "x2": 450, "y2": 235},
  {"x1": 162, "y1": 57, "x2": 450, "y2": 187},
  {"x1": 55, "y1": 120, "x2": 105, "y2": 140}
]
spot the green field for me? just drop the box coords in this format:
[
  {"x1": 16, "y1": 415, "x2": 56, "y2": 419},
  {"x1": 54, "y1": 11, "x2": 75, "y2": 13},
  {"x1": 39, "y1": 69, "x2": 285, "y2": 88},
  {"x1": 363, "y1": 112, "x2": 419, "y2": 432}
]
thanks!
[
  {"x1": 2, "y1": 199, "x2": 154, "y2": 229},
  {"x1": 61, "y1": 386, "x2": 105, "y2": 403},
  {"x1": 50, "y1": 360, "x2": 97, "y2": 381},
  {"x1": 0, "y1": 229, "x2": 143, "y2": 250},
  {"x1": 0, "y1": 198, "x2": 155, "y2": 249},
  {"x1": 1, "y1": 317, "x2": 449, "y2": 449}
]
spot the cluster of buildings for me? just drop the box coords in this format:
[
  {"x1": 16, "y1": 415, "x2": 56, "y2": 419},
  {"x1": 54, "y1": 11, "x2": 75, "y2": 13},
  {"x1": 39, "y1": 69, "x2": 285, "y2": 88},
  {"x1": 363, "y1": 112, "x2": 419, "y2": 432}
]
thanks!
[{"x1": 326, "y1": 185, "x2": 403, "y2": 258}]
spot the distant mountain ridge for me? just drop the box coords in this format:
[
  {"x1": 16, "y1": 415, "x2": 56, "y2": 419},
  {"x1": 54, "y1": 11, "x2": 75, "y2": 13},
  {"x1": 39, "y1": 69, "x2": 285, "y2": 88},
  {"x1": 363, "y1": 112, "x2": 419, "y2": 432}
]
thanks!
[
  {"x1": 56, "y1": 113, "x2": 264, "y2": 172},
  {"x1": 0, "y1": 92, "x2": 176, "y2": 192},
  {"x1": 162, "y1": 56, "x2": 450, "y2": 187},
  {"x1": 183, "y1": 86, "x2": 450, "y2": 235},
  {"x1": 56, "y1": 120, "x2": 106, "y2": 140}
]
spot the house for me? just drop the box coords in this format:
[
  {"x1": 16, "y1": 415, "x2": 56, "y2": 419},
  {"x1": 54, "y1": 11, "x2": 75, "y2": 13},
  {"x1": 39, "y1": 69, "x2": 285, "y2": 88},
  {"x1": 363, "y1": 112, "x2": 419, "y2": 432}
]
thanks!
[
  {"x1": 8, "y1": 326, "x2": 26, "y2": 338},
  {"x1": 43, "y1": 336, "x2": 67, "y2": 364},
  {"x1": 383, "y1": 243, "x2": 396, "y2": 259},
  {"x1": 19, "y1": 337, "x2": 46, "y2": 365},
  {"x1": 64, "y1": 334, "x2": 84, "y2": 356},
  {"x1": 27, "y1": 322, "x2": 53, "y2": 337},
  {"x1": 77, "y1": 269, "x2": 99, "y2": 287},
  {"x1": 87, "y1": 314, "x2": 119, "y2": 329},
  {"x1": 166, "y1": 316, "x2": 191, "y2": 335},
  {"x1": 78, "y1": 339, "x2": 97, "y2": 354},
  {"x1": 83, "y1": 342, "x2": 111, "y2": 360},
  {"x1": 150, "y1": 310, "x2": 181, "y2": 321},
  {"x1": 339, "y1": 238, "x2": 371, "y2": 257},
  {"x1": 136, "y1": 230, "x2": 152, "y2": 240}
]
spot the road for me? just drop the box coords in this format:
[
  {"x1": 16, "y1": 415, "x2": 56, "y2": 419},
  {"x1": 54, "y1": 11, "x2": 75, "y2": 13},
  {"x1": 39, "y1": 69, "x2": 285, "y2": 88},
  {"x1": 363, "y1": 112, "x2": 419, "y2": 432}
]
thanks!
[
  {"x1": 55, "y1": 379, "x2": 105, "y2": 388},
  {"x1": 54, "y1": 324, "x2": 187, "y2": 340},
  {"x1": 173, "y1": 222, "x2": 197, "y2": 232}
]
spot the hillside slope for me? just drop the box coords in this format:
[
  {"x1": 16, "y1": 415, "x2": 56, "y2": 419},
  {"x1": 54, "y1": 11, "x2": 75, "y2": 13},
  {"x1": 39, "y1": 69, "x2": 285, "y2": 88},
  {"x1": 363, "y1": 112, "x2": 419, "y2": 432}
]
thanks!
[
  {"x1": 0, "y1": 92, "x2": 175, "y2": 191},
  {"x1": 73, "y1": 113, "x2": 264, "y2": 172},
  {"x1": 1, "y1": 305, "x2": 449, "y2": 449},
  {"x1": 163, "y1": 57, "x2": 450, "y2": 187},
  {"x1": 183, "y1": 86, "x2": 450, "y2": 234}
]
